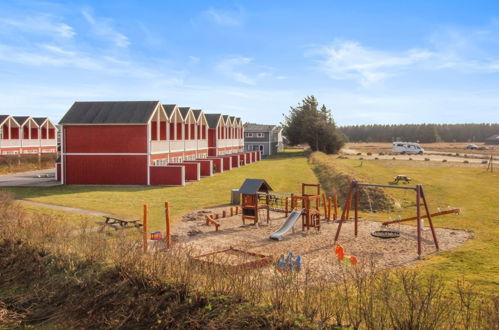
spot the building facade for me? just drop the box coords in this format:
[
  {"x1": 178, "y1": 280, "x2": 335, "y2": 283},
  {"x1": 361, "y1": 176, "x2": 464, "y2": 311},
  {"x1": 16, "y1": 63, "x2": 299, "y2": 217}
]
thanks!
[
  {"x1": 0, "y1": 115, "x2": 57, "y2": 155},
  {"x1": 59, "y1": 101, "x2": 259, "y2": 186},
  {"x1": 243, "y1": 123, "x2": 284, "y2": 157}
]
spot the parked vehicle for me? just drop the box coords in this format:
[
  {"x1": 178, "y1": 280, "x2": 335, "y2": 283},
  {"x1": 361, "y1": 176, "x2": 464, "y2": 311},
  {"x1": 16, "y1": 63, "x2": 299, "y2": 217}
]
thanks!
[
  {"x1": 392, "y1": 142, "x2": 424, "y2": 154},
  {"x1": 466, "y1": 144, "x2": 478, "y2": 150}
]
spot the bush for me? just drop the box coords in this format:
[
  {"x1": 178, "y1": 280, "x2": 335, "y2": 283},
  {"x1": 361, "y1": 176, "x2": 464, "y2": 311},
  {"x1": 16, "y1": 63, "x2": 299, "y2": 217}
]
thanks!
[
  {"x1": 367, "y1": 152, "x2": 372, "y2": 156},
  {"x1": 443, "y1": 159, "x2": 447, "y2": 162},
  {"x1": 425, "y1": 158, "x2": 430, "y2": 161}
]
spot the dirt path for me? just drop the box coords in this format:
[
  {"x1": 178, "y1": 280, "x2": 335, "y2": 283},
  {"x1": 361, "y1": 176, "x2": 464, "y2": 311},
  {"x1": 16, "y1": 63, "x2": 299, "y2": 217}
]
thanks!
[{"x1": 17, "y1": 200, "x2": 112, "y2": 218}]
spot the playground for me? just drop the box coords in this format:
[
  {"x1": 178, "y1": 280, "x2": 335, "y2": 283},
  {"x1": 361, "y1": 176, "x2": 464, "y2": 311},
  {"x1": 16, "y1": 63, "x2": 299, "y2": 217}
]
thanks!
[
  {"x1": 166, "y1": 179, "x2": 472, "y2": 277},
  {"x1": 172, "y1": 204, "x2": 470, "y2": 276}
]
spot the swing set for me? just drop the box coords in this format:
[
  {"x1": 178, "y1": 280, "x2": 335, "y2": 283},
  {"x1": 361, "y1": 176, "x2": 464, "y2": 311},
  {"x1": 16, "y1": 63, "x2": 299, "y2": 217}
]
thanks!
[{"x1": 333, "y1": 180, "x2": 443, "y2": 257}]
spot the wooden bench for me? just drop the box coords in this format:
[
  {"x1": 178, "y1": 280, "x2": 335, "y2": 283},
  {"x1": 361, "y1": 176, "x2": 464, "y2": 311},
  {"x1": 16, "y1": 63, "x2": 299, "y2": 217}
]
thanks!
[{"x1": 99, "y1": 216, "x2": 142, "y2": 231}]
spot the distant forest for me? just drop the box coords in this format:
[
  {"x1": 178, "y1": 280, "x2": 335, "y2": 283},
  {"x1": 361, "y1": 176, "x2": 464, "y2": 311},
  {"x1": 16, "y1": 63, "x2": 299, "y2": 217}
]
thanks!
[{"x1": 338, "y1": 123, "x2": 499, "y2": 143}]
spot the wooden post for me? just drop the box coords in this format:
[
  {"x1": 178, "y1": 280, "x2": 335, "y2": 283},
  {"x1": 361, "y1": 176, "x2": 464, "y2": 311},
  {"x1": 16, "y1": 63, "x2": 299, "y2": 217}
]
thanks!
[
  {"x1": 215, "y1": 214, "x2": 219, "y2": 219},
  {"x1": 322, "y1": 193, "x2": 327, "y2": 220},
  {"x1": 416, "y1": 185, "x2": 422, "y2": 257},
  {"x1": 235, "y1": 206, "x2": 239, "y2": 215},
  {"x1": 354, "y1": 188, "x2": 359, "y2": 237},
  {"x1": 285, "y1": 196, "x2": 289, "y2": 217},
  {"x1": 333, "y1": 194, "x2": 338, "y2": 220},
  {"x1": 143, "y1": 204, "x2": 148, "y2": 253},
  {"x1": 334, "y1": 180, "x2": 355, "y2": 243},
  {"x1": 327, "y1": 196, "x2": 332, "y2": 221},
  {"x1": 165, "y1": 202, "x2": 171, "y2": 248},
  {"x1": 266, "y1": 194, "x2": 270, "y2": 223},
  {"x1": 222, "y1": 210, "x2": 226, "y2": 218},
  {"x1": 420, "y1": 187, "x2": 439, "y2": 251},
  {"x1": 230, "y1": 207, "x2": 234, "y2": 216}
]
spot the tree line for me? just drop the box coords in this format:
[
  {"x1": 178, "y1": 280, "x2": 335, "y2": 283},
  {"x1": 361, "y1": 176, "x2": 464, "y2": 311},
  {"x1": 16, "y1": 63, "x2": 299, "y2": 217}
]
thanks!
[{"x1": 338, "y1": 123, "x2": 499, "y2": 143}]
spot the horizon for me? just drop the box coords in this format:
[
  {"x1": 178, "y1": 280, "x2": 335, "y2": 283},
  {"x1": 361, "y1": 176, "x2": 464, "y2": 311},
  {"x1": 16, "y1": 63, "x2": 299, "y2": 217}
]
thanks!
[{"x1": 1, "y1": 1, "x2": 499, "y2": 125}]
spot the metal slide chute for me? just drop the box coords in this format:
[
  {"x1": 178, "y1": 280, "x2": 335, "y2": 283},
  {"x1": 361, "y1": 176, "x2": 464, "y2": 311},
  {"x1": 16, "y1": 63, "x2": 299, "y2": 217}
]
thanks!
[{"x1": 269, "y1": 209, "x2": 303, "y2": 241}]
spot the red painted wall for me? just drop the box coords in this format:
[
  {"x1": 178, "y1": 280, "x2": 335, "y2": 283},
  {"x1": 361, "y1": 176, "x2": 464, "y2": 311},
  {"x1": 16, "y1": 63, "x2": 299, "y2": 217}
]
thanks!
[
  {"x1": 176, "y1": 123, "x2": 182, "y2": 140},
  {"x1": 160, "y1": 122, "x2": 167, "y2": 140},
  {"x1": 23, "y1": 126, "x2": 29, "y2": 138},
  {"x1": 2, "y1": 126, "x2": 7, "y2": 139},
  {"x1": 222, "y1": 156, "x2": 232, "y2": 171},
  {"x1": 64, "y1": 155, "x2": 147, "y2": 185},
  {"x1": 239, "y1": 154, "x2": 246, "y2": 165},
  {"x1": 207, "y1": 157, "x2": 223, "y2": 173},
  {"x1": 64, "y1": 125, "x2": 147, "y2": 153},
  {"x1": 169, "y1": 162, "x2": 200, "y2": 181},
  {"x1": 31, "y1": 127, "x2": 38, "y2": 139},
  {"x1": 48, "y1": 128, "x2": 55, "y2": 139},
  {"x1": 184, "y1": 160, "x2": 212, "y2": 176},
  {"x1": 208, "y1": 128, "x2": 216, "y2": 148},
  {"x1": 150, "y1": 166, "x2": 184, "y2": 186},
  {"x1": 169, "y1": 123, "x2": 175, "y2": 140},
  {"x1": 231, "y1": 155, "x2": 239, "y2": 168},
  {"x1": 151, "y1": 122, "x2": 157, "y2": 140},
  {"x1": 245, "y1": 152, "x2": 252, "y2": 163},
  {"x1": 11, "y1": 127, "x2": 19, "y2": 139}
]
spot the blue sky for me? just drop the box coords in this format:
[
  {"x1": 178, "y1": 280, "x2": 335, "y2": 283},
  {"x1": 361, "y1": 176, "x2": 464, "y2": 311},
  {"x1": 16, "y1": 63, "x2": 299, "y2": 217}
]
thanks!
[{"x1": 1, "y1": 0, "x2": 499, "y2": 125}]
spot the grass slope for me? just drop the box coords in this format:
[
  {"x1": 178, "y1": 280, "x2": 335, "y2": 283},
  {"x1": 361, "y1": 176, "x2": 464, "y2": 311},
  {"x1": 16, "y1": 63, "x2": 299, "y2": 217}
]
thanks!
[
  {"x1": 311, "y1": 153, "x2": 499, "y2": 290},
  {"x1": 6, "y1": 150, "x2": 317, "y2": 230}
]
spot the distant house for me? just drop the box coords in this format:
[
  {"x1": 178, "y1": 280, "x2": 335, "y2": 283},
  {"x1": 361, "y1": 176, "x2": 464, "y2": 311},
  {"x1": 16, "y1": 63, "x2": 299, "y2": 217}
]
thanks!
[
  {"x1": 243, "y1": 123, "x2": 283, "y2": 157},
  {"x1": 0, "y1": 115, "x2": 57, "y2": 155},
  {"x1": 485, "y1": 135, "x2": 499, "y2": 145}
]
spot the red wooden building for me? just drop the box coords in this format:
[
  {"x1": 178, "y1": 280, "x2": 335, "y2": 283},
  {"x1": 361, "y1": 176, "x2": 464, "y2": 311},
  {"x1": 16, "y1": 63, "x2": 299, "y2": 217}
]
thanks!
[
  {"x1": 59, "y1": 101, "x2": 258, "y2": 186},
  {"x1": 0, "y1": 115, "x2": 57, "y2": 155}
]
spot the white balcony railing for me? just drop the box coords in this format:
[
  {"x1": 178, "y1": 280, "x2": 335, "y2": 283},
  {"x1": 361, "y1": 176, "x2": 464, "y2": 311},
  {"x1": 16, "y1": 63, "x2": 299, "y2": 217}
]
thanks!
[
  {"x1": 21, "y1": 139, "x2": 40, "y2": 147},
  {"x1": 197, "y1": 140, "x2": 208, "y2": 150},
  {"x1": 150, "y1": 140, "x2": 169, "y2": 153},
  {"x1": 40, "y1": 139, "x2": 56, "y2": 147},
  {"x1": 185, "y1": 140, "x2": 197, "y2": 151},
  {"x1": 0, "y1": 139, "x2": 21, "y2": 148},
  {"x1": 169, "y1": 140, "x2": 184, "y2": 153}
]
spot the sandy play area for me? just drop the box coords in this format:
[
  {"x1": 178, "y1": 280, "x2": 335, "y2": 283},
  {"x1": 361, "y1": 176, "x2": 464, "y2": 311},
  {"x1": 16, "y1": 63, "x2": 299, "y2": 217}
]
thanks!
[{"x1": 173, "y1": 205, "x2": 472, "y2": 275}]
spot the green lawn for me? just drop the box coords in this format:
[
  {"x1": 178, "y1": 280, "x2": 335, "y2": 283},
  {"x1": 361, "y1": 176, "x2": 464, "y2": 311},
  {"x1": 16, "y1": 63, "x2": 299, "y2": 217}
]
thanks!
[
  {"x1": 3, "y1": 150, "x2": 498, "y2": 289},
  {"x1": 6, "y1": 150, "x2": 317, "y2": 230},
  {"x1": 322, "y1": 156, "x2": 499, "y2": 289}
]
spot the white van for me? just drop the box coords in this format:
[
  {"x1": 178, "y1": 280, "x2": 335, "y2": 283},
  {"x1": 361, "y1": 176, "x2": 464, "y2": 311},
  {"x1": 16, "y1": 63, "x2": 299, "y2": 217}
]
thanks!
[{"x1": 392, "y1": 142, "x2": 424, "y2": 154}]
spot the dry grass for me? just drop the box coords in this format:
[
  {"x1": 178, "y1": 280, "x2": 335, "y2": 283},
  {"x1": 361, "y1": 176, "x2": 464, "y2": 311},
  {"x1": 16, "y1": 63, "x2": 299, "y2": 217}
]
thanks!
[
  {"x1": 0, "y1": 154, "x2": 56, "y2": 174},
  {"x1": 0, "y1": 192, "x2": 497, "y2": 329}
]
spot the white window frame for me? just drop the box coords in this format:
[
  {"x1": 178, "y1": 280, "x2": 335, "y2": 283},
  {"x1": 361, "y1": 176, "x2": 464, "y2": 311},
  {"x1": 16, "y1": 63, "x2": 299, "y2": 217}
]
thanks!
[
  {"x1": 245, "y1": 133, "x2": 253, "y2": 137},
  {"x1": 256, "y1": 132, "x2": 264, "y2": 138}
]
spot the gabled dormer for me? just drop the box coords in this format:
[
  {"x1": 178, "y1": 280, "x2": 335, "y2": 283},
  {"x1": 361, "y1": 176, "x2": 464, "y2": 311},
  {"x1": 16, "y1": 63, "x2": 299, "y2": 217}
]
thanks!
[
  {"x1": 163, "y1": 104, "x2": 183, "y2": 140},
  {"x1": 179, "y1": 107, "x2": 196, "y2": 140},
  {"x1": 0, "y1": 115, "x2": 20, "y2": 139}
]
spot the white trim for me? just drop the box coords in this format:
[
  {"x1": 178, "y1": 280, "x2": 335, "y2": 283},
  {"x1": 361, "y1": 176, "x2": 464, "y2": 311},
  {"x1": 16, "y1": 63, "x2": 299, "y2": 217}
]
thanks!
[
  {"x1": 147, "y1": 121, "x2": 151, "y2": 185},
  {"x1": 61, "y1": 126, "x2": 65, "y2": 184},
  {"x1": 64, "y1": 153, "x2": 148, "y2": 156}
]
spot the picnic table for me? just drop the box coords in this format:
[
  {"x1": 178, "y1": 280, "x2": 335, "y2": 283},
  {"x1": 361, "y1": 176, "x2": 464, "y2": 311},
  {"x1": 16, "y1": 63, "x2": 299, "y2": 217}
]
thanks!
[
  {"x1": 99, "y1": 216, "x2": 142, "y2": 231},
  {"x1": 393, "y1": 175, "x2": 411, "y2": 184}
]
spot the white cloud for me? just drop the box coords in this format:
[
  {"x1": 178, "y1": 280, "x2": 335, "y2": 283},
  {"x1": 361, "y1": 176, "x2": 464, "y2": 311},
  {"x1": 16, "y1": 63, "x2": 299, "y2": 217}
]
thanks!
[
  {"x1": 311, "y1": 41, "x2": 432, "y2": 86},
  {"x1": 203, "y1": 7, "x2": 244, "y2": 26},
  {"x1": 81, "y1": 8, "x2": 130, "y2": 48},
  {"x1": 216, "y1": 57, "x2": 256, "y2": 85},
  {"x1": 0, "y1": 15, "x2": 75, "y2": 38}
]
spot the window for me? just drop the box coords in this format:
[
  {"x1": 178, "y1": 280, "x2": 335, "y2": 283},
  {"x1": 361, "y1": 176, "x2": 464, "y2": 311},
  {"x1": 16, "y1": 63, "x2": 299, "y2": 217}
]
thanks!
[
  {"x1": 256, "y1": 133, "x2": 264, "y2": 138},
  {"x1": 245, "y1": 133, "x2": 253, "y2": 137}
]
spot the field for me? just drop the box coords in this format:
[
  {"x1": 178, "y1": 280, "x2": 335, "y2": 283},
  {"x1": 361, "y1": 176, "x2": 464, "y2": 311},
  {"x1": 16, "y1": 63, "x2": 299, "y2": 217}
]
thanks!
[
  {"x1": 8, "y1": 150, "x2": 317, "y2": 230},
  {"x1": 1, "y1": 149, "x2": 498, "y2": 328},
  {"x1": 3, "y1": 149, "x2": 498, "y2": 289},
  {"x1": 346, "y1": 142, "x2": 499, "y2": 156}
]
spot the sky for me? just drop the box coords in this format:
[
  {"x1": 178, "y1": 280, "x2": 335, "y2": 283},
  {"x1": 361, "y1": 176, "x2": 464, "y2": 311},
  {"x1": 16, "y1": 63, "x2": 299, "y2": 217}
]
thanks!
[{"x1": 1, "y1": 0, "x2": 499, "y2": 125}]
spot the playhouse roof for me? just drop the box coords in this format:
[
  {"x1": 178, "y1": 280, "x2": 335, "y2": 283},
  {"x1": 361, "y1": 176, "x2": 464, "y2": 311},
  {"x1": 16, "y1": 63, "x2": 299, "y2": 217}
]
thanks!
[
  {"x1": 0, "y1": 115, "x2": 9, "y2": 125},
  {"x1": 60, "y1": 101, "x2": 161, "y2": 124},
  {"x1": 239, "y1": 178, "x2": 273, "y2": 194}
]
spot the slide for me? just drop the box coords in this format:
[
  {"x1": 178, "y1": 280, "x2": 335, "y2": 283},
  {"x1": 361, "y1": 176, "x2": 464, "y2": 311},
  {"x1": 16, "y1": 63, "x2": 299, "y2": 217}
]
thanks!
[{"x1": 269, "y1": 209, "x2": 303, "y2": 241}]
